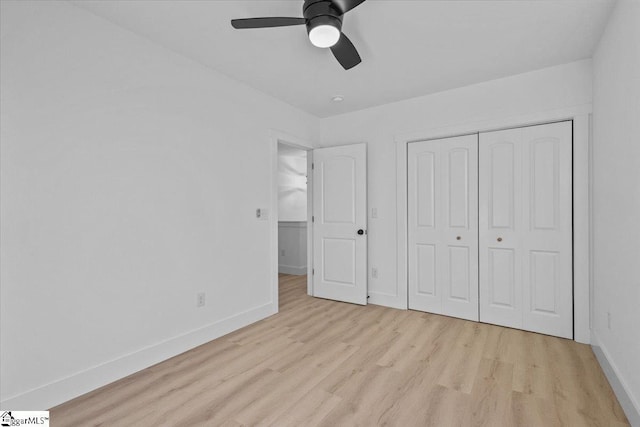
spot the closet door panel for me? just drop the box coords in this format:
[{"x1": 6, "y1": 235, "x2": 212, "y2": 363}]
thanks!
[
  {"x1": 521, "y1": 122, "x2": 573, "y2": 338},
  {"x1": 479, "y1": 122, "x2": 573, "y2": 338},
  {"x1": 408, "y1": 142, "x2": 442, "y2": 314},
  {"x1": 409, "y1": 134, "x2": 478, "y2": 321},
  {"x1": 441, "y1": 140, "x2": 478, "y2": 321},
  {"x1": 479, "y1": 129, "x2": 523, "y2": 329}
]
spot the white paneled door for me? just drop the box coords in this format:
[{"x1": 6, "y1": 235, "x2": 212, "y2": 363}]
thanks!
[
  {"x1": 408, "y1": 134, "x2": 479, "y2": 321},
  {"x1": 479, "y1": 121, "x2": 573, "y2": 338},
  {"x1": 313, "y1": 143, "x2": 367, "y2": 305}
]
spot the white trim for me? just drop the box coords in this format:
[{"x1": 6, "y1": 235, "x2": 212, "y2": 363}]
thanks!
[
  {"x1": 0, "y1": 302, "x2": 276, "y2": 410},
  {"x1": 395, "y1": 104, "x2": 593, "y2": 143},
  {"x1": 591, "y1": 332, "x2": 640, "y2": 426},
  {"x1": 269, "y1": 130, "x2": 315, "y2": 298},
  {"x1": 278, "y1": 221, "x2": 308, "y2": 228},
  {"x1": 306, "y1": 151, "x2": 314, "y2": 295},
  {"x1": 395, "y1": 104, "x2": 592, "y2": 343},
  {"x1": 572, "y1": 114, "x2": 591, "y2": 344},
  {"x1": 278, "y1": 265, "x2": 308, "y2": 275},
  {"x1": 588, "y1": 113, "x2": 595, "y2": 334},
  {"x1": 370, "y1": 293, "x2": 407, "y2": 310},
  {"x1": 395, "y1": 141, "x2": 409, "y2": 309}
]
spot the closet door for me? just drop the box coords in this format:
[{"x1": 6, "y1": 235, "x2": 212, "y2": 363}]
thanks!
[
  {"x1": 479, "y1": 121, "x2": 572, "y2": 338},
  {"x1": 408, "y1": 134, "x2": 479, "y2": 321}
]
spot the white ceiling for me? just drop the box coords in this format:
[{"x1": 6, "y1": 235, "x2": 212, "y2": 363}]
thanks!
[{"x1": 71, "y1": 0, "x2": 614, "y2": 118}]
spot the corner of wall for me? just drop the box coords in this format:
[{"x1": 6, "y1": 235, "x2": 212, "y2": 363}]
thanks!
[{"x1": 591, "y1": 332, "x2": 640, "y2": 426}]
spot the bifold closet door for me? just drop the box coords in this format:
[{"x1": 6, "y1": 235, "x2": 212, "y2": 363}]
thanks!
[
  {"x1": 479, "y1": 121, "x2": 573, "y2": 339},
  {"x1": 408, "y1": 134, "x2": 479, "y2": 321}
]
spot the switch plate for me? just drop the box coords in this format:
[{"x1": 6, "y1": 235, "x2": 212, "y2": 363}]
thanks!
[{"x1": 256, "y1": 208, "x2": 269, "y2": 220}]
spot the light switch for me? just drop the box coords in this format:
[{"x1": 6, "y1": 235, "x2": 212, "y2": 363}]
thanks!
[{"x1": 256, "y1": 208, "x2": 269, "y2": 220}]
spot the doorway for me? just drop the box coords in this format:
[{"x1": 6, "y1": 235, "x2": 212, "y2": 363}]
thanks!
[
  {"x1": 277, "y1": 142, "x2": 310, "y2": 275},
  {"x1": 271, "y1": 135, "x2": 369, "y2": 310},
  {"x1": 272, "y1": 136, "x2": 314, "y2": 311}
]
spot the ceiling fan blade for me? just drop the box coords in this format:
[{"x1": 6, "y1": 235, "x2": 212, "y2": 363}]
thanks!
[
  {"x1": 330, "y1": 32, "x2": 361, "y2": 70},
  {"x1": 231, "y1": 17, "x2": 306, "y2": 29},
  {"x1": 332, "y1": 0, "x2": 366, "y2": 14}
]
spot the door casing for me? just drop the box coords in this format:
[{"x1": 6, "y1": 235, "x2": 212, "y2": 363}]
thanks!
[{"x1": 270, "y1": 131, "x2": 315, "y2": 311}]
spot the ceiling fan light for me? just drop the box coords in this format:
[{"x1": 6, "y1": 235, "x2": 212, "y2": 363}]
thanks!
[
  {"x1": 307, "y1": 15, "x2": 342, "y2": 48},
  {"x1": 309, "y1": 24, "x2": 340, "y2": 48}
]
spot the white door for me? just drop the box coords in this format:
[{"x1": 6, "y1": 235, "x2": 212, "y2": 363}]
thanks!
[
  {"x1": 408, "y1": 134, "x2": 479, "y2": 321},
  {"x1": 312, "y1": 143, "x2": 367, "y2": 305},
  {"x1": 479, "y1": 121, "x2": 573, "y2": 338}
]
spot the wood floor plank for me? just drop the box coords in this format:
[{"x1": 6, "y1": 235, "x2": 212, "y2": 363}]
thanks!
[
  {"x1": 268, "y1": 388, "x2": 342, "y2": 427},
  {"x1": 436, "y1": 321, "x2": 487, "y2": 394},
  {"x1": 465, "y1": 358, "x2": 515, "y2": 427},
  {"x1": 50, "y1": 275, "x2": 630, "y2": 426}
]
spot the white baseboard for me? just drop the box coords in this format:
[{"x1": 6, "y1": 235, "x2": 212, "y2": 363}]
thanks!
[
  {"x1": 368, "y1": 292, "x2": 407, "y2": 310},
  {"x1": 0, "y1": 302, "x2": 277, "y2": 411},
  {"x1": 591, "y1": 332, "x2": 640, "y2": 427},
  {"x1": 278, "y1": 265, "x2": 307, "y2": 275}
]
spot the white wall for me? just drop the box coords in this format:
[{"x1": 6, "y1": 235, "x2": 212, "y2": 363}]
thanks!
[
  {"x1": 278, "y1": 145, "x2": 307, "y2": 221},
  {"x1": 591, "y1": 0, "x2": 640, "y2": 417},
  {"x1": 0, "y1": 0, "x2": 317, "y2": 409},
  {"x1": 319, "y1": 60, "x2": 592, "y2": 308}
]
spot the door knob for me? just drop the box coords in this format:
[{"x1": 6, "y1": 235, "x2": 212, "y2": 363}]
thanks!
[
  {"x1": 497, "y1": 237, "x2": 503, "y2": 242},
  {"x1": 456, "y1": 236, "x2": 461, "y2": 240},
  {"x1": 357, "y1": 229, "x2": 365, "y2": 235}
]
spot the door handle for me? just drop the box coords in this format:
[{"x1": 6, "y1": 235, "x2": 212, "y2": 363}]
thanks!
[
  {"x1": 357, "y1": 229, "x2": 365, "y2": 235},
  {"x1": 456, "y1": 236, "x2": 461, "y2": 240},
  {"x1": 497, "y1": 237, "x2": 503, "y2": 242}
]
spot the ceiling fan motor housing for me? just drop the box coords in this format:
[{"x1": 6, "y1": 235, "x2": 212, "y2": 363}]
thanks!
[
  {"x1": 303, "y1": 0, "x2": 344, "y2": 35},
  {"x1": 230, "y1": 0, "x2": 363, "y2": 69}
]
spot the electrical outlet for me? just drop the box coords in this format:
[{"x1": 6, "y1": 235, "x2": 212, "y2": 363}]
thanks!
[
  {"x1": 371, "y1": 267, "x2": 378, "y2": 279},
  {"x1": 607, "y1": 312, "x2": 611, "y2": 330},
  {"x1": 371, "y1": 207, "x2": 378, "y2": 219},
  {"x1": 197, "y1": 292, "x2": 206, "y2": 308}
]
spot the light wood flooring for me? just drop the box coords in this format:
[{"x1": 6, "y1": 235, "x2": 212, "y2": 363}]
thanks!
[{"x1": 51, "y1": 274, "x2": 629, "y2": 426}]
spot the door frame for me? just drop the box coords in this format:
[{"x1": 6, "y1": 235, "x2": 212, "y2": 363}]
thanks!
[
  {"x1": 395, "y1": 104, "x2": 592, "y2": 344},
  {"x1": 270, "y1": 130, "x2": 315, "y2": 312}
]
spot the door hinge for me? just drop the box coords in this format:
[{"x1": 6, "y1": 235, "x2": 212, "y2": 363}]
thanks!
[
  {"x1": 312, "y1": 268, "x2": 315, "y2": 275},
  {"x1": 312, "y1": 216, "x2": 315, "y2": 222},
  {"x1": 312, "y1": 163, "x2": 314, "y2": 170}
]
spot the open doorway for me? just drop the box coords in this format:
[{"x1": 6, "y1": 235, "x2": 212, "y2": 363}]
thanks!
[
  {"x1": 274, "y1": 139, "x2": 313, "y2": 312},
  {"x1": 277, "y1": 143, "x2": 309, "y2": 274}
]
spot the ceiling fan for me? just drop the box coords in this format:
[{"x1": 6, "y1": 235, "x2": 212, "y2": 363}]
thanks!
[{"x1": 231, "y1": 0, "x2": 366, "y2": 70}]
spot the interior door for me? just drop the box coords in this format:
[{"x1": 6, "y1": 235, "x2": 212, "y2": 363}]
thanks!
[
  {"x1": 312, "y1": 143, "x2": 367, "y2": 305},
  {"x1": 479, "y1": 121, "x2": 573, "y2": 338},
  {"x1": 408, "y1": 134, "x2": 479, "y2": 321}
]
